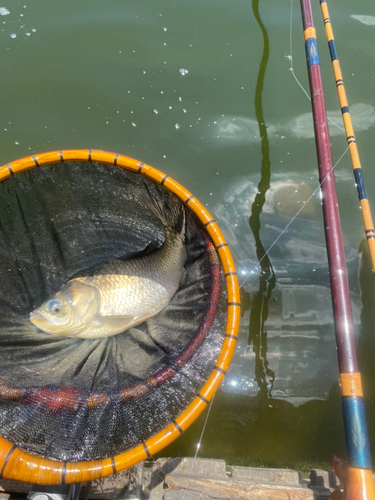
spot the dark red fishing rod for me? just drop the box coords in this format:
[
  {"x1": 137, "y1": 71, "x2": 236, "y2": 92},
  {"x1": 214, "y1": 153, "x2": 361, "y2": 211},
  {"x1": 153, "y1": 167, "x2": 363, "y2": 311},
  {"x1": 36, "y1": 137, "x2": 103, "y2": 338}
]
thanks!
[{"x1": 299, "y1": 1, "x2": 375, "y2": 499}]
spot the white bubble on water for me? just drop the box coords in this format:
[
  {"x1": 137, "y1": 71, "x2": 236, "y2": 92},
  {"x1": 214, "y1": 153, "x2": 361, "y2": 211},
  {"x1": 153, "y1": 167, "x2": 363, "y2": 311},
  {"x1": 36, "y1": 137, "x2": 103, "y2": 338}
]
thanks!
[
  {"x1": 175, "y1": 123, "x2": 180, "y2": 129},
  {"x1": 0, "y1": 7, "x2": 10, "y2": 16},
  {"x1": 31, "y1": 29, "x2": 36, "y2": 32},
  {"x1": 179, "y1": 68, "x2": 188, "y2": 76},
  {"x1": 182, "y1": 109, "x2": 186, "y2": 113},
  {"x1": 26, "y1": 32, "x2": 30, "y2": 36},
  {"x1": 163, "y1": 27, "x2": 167, "y2": 31},
  {"x1": 131, "y1": 122, "x2": 136, "y2": 127},
  {"x1": 10, "y1": 33, "x2": 16, "y2": 38},
  {"x1": 153, "y1": 109, "x2": 158, "y2": 114}
]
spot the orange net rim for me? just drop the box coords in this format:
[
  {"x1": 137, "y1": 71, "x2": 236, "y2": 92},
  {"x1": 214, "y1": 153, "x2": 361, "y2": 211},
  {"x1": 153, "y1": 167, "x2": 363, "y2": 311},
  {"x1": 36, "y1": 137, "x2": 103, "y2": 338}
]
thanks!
[{"x1": 0, "y1": 149, "x2": 240, "y2": 485}]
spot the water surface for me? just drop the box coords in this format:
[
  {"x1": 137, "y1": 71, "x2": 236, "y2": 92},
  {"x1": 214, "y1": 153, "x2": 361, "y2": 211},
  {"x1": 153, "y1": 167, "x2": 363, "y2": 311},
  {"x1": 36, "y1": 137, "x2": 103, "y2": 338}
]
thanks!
[{"x1": 0, "y1": 0, "x2": 374, "y2": 470}]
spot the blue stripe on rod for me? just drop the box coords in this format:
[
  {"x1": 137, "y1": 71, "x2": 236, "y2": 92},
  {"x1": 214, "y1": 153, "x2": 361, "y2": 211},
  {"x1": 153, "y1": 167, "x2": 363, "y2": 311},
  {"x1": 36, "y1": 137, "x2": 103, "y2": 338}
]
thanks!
[
  {"x1": 305, "y1": 38, "x2": 320, "y2": 67},
  {"x1": 341, "y1": 106, "x2": 349, "y2": 114},
  {"x1": 342, "y1": 397, "x2": 372, "y2": 469},
  {"x1": 320, "y1": 0, "x2": 326, "y2": 3},
  {"x1": 328, "y1": 40, "x2": 338, "y2": 61},
  {"x1": 354, "y1": 168, "x2": 367, "y2": 201}
]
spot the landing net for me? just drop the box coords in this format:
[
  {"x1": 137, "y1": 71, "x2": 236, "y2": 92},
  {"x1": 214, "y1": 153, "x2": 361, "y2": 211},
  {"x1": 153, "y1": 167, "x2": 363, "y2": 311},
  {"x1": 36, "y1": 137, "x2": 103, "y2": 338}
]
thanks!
[{"x1": 0, "y1": 150, "x2": 239, "y2": 484}]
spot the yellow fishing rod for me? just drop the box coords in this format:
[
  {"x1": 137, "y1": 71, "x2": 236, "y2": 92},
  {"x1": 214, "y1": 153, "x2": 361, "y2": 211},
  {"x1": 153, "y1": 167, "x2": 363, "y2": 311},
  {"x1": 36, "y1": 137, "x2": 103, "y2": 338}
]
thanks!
[{"x1": 319, "y1": 0, "x2": 375, "y2": 274}]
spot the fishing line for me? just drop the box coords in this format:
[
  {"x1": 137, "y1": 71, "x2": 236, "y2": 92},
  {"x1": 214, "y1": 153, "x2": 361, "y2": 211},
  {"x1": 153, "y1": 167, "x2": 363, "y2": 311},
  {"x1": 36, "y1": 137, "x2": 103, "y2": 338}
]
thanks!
[
  {"x1": 288, "y1": 0, "x2": 311, "y2": 102},
  {"x1": 239, "y1": 145, "x2": 349, "y2": 289},
  {"x1": 194, "y1": 393, "x2": 215, "y2": 459},
  {"x1": 179, "y1": 394, "x2": 216, "y2": 499},
  {"x1": 288, "y1": 0, "x2": 344, "y2": 132}
]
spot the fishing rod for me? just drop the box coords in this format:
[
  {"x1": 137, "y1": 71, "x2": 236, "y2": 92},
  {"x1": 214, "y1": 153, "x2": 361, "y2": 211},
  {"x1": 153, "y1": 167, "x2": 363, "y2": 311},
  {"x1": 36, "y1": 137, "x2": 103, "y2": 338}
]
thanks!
[
  {"x1": 319, "y1": 0, "x2": 375, "y2": 276},
  {"x1": 299, "y1": 1, "x2": 375, "y2": 499}
]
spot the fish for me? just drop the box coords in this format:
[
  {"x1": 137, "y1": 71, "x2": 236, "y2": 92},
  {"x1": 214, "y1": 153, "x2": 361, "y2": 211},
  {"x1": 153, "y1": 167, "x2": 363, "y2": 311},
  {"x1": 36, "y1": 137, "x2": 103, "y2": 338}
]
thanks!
[{"x1": 29, "y1": 184, "x2": 186, "y2": 339}]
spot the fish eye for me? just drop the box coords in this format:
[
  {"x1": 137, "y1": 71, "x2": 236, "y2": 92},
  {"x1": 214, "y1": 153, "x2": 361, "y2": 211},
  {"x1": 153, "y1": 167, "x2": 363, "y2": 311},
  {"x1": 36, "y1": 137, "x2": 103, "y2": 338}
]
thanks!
[{"x1": 47, "y1": 299, "x2": 62, "y2": 315}]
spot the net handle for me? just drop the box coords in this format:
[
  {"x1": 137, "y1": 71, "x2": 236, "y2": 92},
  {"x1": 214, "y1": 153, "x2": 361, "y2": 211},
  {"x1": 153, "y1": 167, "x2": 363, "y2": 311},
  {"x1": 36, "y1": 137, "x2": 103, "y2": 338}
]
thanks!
[{"x1": 0, "y1": 149, "x2": 240, "y2": 485}]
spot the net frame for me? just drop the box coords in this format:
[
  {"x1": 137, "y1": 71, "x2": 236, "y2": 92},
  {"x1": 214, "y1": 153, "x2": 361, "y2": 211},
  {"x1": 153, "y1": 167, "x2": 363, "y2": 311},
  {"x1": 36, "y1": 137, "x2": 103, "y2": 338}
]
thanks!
[{"x1": 0, "y1": 149, "x2": 240, "y2": 485}]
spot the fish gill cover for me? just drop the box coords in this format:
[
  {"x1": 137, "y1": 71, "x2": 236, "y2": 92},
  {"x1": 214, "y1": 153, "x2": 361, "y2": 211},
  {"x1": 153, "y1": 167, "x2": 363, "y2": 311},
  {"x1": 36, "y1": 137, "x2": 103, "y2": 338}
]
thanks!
[{"x1": 0, "y1": 161, "x2": 227, "y2": 462}]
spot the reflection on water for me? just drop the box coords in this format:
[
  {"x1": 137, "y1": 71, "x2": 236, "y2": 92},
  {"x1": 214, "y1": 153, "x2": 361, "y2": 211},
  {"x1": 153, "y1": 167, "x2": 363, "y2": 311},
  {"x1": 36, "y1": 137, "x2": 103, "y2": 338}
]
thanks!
[
  {"x1": 286, "y1": 102, "x2": 375, "y2": 139},
  {"x1": 213, "y1": 1, "x2": 363, "y2": 408},
  {"x1": 209, "y1": 102, "x2": 375, "y2": 145},
  {"x1": 247, "y1": 0, "x2": 275, "y2": 398},
  {"x1": 351, "y1": 15, "x2": 375, "y2": 26},
  {"x1": 215, "y1": 172, "x2": 361, "y2": 405}
]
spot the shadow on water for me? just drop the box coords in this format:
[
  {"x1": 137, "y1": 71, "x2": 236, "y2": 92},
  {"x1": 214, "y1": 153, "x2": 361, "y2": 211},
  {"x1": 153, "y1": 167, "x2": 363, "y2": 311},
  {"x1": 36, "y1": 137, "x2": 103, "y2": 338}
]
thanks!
[{"x1": 245, "y1": 0, "x2": 275, "y2": 398}]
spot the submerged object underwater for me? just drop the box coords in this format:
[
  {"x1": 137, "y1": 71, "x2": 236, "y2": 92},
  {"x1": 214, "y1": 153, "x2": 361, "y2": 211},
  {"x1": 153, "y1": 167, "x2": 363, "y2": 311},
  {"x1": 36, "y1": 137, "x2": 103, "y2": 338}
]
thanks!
[{"x1": 30, "y1": 186, "x2": 187, "y2": 339}]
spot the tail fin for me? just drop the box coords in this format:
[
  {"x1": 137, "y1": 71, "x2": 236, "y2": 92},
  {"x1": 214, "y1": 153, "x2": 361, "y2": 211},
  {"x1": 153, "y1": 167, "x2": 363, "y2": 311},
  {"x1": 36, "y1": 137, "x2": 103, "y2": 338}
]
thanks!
[{"x1": 131, "y1": 180, "x2": 186, "y2": 237}]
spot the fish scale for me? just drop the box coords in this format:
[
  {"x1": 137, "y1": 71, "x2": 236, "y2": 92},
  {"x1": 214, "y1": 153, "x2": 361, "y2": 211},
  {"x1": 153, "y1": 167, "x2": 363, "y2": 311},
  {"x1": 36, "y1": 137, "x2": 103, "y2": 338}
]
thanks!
[{"x1": 75, "y1": 227, "x2": 185, "y2": 319}]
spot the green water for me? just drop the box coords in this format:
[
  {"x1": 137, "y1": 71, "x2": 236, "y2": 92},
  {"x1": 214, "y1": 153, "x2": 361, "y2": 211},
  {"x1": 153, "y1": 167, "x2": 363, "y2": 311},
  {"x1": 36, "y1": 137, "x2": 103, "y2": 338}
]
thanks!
[{"x1": 1, "y1": 0, "x2": 375, "y2": 471}]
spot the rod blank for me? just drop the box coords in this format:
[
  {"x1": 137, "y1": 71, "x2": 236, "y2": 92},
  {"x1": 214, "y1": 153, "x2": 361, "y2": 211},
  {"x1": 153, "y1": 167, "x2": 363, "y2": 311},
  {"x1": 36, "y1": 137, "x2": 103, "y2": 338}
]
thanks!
[{"x1": 299, "y1": 1, "x2": 375, "y2": 498}]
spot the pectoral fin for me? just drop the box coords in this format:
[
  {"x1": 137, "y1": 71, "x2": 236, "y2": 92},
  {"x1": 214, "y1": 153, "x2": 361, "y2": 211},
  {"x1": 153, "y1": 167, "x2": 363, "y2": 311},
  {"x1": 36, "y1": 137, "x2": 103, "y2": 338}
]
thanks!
[
  {"x1": 180, "y1": 266, "x2": 188, "y2": 286},
  {"x1": 92, "y1": 315, "x2": 136, "y2": 331},
  {"x1": 75, "y1": 314, "x2": 137, "y2": 339}
]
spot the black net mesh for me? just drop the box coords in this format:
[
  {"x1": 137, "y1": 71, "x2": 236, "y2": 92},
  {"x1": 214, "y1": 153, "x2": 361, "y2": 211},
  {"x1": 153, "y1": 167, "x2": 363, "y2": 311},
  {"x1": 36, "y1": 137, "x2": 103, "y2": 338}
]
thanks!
[{"x1": 0, "y1": 161, "x2": 226, "y2": 462}]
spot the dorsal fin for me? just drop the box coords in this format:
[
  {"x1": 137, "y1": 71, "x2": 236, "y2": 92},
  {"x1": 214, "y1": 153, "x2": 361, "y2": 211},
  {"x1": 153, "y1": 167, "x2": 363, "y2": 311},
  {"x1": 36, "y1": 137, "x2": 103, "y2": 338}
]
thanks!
[
  {"x1": 117, "y1": 241, "x2": 160, "y2": 262},
  {"x1": 72, "y1": 241, "x2": 161, "y2": 279}
]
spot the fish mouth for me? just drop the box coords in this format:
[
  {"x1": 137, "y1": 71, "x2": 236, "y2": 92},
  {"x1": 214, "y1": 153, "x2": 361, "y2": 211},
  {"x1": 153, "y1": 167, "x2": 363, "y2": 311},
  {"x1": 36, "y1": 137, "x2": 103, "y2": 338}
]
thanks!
[
  {"x1": 30, "y1": 311, "x2": 46, "y2": 324},
  {"x1": 29, "y1": 311, "x2": 56, "y2": 335}
]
